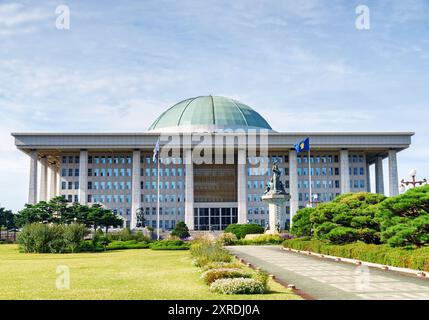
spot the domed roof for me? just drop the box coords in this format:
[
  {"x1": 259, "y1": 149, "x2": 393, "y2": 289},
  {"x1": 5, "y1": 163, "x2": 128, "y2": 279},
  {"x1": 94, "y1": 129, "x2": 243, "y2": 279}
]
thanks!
[{"x1": 148, "y1": 96, "x2": 273, "y2": 132}]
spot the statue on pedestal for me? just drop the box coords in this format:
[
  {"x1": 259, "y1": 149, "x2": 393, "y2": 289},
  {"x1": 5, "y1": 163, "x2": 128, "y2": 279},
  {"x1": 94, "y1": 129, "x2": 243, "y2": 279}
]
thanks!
[
  {"x1": 262, "y1": 161, "x2": 290, "y2": 234},
  {"x1": 263, "y1": 161, "x2": 286, "y2": 196}
]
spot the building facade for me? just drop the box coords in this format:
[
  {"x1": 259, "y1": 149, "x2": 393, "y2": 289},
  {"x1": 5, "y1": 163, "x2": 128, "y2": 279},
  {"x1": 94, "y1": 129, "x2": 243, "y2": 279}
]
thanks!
[{"x1": 12, "y1": 96, "x2": 413, "y2": 230}]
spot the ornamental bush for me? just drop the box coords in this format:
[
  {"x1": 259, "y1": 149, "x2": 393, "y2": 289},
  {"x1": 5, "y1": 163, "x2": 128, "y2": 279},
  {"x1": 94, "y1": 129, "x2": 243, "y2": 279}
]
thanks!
[
  {"x1": 217, "y1": 232, "x2": 238, "y2": 246},
  {"x1": 201, "y1": 268, "x2": 252, "y2": 284},
  {"x1": 190, "y1": 241, "x2": 232, "y2": 267},
  {"x1": 170, "y1": 221, "x2": 190, "y2": 239},
  {"x1": 149, "y1": 239, "x2": 190, "y2": 250},
  {"x1": 107, "y1": 240, "x2": 150, "y2": 250},
  {"x1": 210, "y1": 278, "x2": 265, "y2": 294},
  {"x1": 224, "y1": 224, "x2": 264, "y2": 239},
  {"x1": 324, "y1": 227, "x2": 358, "y2": 244},
  {"x1": 63, "y1": 223, "x2": 89, "y2": 253},
  {"x1": 18, "y1": 223, "x2": 89, "y2": 253},
  {"x1": 291, "y1": 192, "x2": 385, "y2": 245},
  {"x1": 200, "y1": 261, "x2": 242, "y2": 271},
  {"x1": 377, "y1": 185, "x2": 429, "y2": 247}
]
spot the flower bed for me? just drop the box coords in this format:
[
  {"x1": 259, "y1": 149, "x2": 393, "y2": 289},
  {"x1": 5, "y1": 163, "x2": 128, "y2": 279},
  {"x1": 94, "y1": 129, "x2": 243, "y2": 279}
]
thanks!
[
  {"x1": 201, "y1": 268, "x2": 252, "y2": 284},
  {"x1": 210, "y1": 278, "x2": 266, "y2": 294},
  {"x1": 190, "y1": 240, "x2": 269, "y2": 295}
]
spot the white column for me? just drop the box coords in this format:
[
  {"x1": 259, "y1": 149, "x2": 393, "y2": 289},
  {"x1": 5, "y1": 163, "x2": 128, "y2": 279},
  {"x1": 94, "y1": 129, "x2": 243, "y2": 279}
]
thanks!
[
  {"x1": 131, "y1": 150, "x2": 141, "y2": 229},
  {"x1": 49, "y1": 165, "x2": 57, "y2": 199},
  {"x1": 28, "y1": 150, "x2": 38, "y2": 204},
  {"x1": 388, "y1": 150, "x2": 399, "y2": 196},
  {"x1": 340, "y1": 149, "x2": 350, "y2": 194},
  {"x1": 78, "y1": 150, "x2": 88, "y2": 205},
  {"x1": 237, "y1": 148, "x2": 248, "y2": 224},
  {"x1": 366, "y1": 162, "x2": 371, "y2": 192},
  {"x1": 184, "y1": 149, "x2": 194, "y2": 230},
  {"x1": 56, "y1": 167, "x2": 60, "y2": 196},
  {"x1": 288, "y1": 150, "x2": 299, "y2": 227},
  {"x1": 375, "y1": 156, "x2": 384, "y2": 195},
  {"x1": 39, "y1": 157, "x2": 48, "y2": 202}
]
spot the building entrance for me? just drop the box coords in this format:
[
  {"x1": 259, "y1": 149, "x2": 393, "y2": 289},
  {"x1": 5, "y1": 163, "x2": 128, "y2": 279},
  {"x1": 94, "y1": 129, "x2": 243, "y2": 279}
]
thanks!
[{"x1": 194, "y1": 207, "x2": 238, "y2": 230}]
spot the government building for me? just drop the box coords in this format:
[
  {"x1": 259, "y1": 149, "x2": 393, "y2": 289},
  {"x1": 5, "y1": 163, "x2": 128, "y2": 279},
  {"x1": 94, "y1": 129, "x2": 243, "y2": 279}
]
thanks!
[{"x1": 12, "y1": 96, "x2": 413, "y2": 230}]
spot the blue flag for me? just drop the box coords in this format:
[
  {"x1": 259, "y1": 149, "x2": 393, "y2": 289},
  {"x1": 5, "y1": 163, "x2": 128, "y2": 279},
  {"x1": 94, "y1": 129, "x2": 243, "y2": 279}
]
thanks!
[{"x1": 294, "y1": 137, "x2": 310, "y2": 154}]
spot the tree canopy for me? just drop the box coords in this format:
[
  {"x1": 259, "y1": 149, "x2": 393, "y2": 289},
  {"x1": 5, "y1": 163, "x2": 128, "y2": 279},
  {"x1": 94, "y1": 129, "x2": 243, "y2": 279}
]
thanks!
[
  {"x1": 15, "y1": 197, "x2": 123, "y2": 231},
  {"x1": 291, "y1": 186, "x2": 429, "y2": 247},
  {"x1": 377, "y1": 185, "x2": 429, "y2": 247}
]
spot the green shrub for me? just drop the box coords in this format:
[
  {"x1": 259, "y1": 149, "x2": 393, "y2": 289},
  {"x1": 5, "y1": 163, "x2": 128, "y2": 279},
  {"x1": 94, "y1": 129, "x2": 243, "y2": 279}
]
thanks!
[
  {"x1": 200, "y1": 261, "x2": 242, "y2": 271},
  {"x1": 252, "y1": 271, "x2": 269, "y2": 291},
  {"x1": 190, "y1": 241, "x2": 232, "y2": 267},
  {"x1": 283, "y1": 239, "x2": 429, "y2": 271},
  {"x1": 107, "y1": 240, "x2": 150, "y2": 250},
  {"x1": 108, "y1": 229, "x2": 152, "y2": 243},
  {"x1": 210, "y1": 278, "x2": 265, "y2": 294},
  {"x1": 201, "y1": 268, "x2": 252, "y2": 284},
  {"x1": 291, "y1": 207, "x2": 314, "y2": 237},
  {"x1": 324, "y1": 227, "x2": 358, "y2": 244},
  {"x1": 224, "y1": 224, "x2": 264, "y2": 239},
  {"x1": 63, "y1": 223, "x2": 88, "y2": 253},
  {"x1": 244, "y1": 234, "x2": 283, "y2": 245},
  {"x1": 217, "y1": 232, "x2": 238, "y2": 246},
  {"x1": 149, "y1": 239, "x2": 190, "y2": 250},
  {"x1": 18, "y1": 223, "x2": 58, "y2": 253},
  {"x1": 170, "y1": 221, "x2": 190, "y2": 239}
]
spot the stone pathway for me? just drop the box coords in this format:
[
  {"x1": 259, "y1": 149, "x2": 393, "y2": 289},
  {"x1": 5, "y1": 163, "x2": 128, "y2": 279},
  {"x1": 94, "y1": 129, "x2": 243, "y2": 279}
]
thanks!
[{"x1": 228, "y1": 245, "x2": 429, "y2": 300}]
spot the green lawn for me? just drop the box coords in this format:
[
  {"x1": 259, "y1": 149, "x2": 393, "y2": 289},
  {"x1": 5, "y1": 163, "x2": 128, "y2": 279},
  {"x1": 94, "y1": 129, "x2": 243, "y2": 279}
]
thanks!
[{"x1": 0, "y1": 245, "x2": 300, "y2": 300}]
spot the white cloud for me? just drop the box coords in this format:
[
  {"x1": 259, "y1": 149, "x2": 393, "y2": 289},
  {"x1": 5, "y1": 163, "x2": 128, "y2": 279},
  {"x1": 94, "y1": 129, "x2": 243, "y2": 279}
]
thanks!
[{"x1": 0, "y1": 2, "x2": 51, "y2": 36}]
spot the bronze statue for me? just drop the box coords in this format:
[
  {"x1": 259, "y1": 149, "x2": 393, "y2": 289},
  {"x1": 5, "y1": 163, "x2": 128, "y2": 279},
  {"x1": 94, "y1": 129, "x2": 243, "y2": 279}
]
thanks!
[{"x1": 263, "y1": 161, "x2": 286, "y2": 195}]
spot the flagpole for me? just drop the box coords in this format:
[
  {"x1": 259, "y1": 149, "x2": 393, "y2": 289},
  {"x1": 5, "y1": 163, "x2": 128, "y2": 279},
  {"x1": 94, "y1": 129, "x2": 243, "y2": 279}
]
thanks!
[
  {"x1": 308, "y1": 148, "x2": 312, "y2": 207},
  {"x1": 157, "y1": 153, "x2": 160, "y2": 240}
]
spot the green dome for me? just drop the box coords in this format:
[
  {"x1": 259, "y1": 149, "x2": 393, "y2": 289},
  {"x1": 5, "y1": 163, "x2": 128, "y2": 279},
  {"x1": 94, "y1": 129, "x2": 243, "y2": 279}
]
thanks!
[{"x1": 148, "y1": 96, "x2": 273, "y2": 132}]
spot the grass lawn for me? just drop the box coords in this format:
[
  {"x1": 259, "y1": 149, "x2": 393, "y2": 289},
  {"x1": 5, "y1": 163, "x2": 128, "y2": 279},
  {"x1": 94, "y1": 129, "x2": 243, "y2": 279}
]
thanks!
[{"x1": 0, "y1": 245, "x2": 300, "y2": 300}]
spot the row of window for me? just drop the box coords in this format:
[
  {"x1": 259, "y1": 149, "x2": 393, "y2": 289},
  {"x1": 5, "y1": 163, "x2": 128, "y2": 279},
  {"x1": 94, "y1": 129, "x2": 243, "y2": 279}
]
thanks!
[
  {"x1": 147, "y1": 219, "x2": 177, "y2": 230},
  {"x1": 89, "y1": 156, "x2": 132, "y2": 165},
  {"x1": 141, "y1": 168, "x2": 184, "y2": 177},
  {"x1": 141, "y1": 156, "x2": 183, "y2": 165},
  {"x1": 141, "y1": 194, "x2": 185, "y2": 203},
  {"x1": 248, "y1": 219, "x2": 266, "y2": 227},
  {"x1": 89, "y1": 168, "x2": 132, "y2": 177},
  {"x1": 141, "y1": 181, "x2": 184, "y2": 190},
  {"x1": 299, "y1": 193, "x2": 339, "y2": 202},
  {"x1": 88, "y1": 194, "x2": 131, "y2": 204},
  {"x1": 142, "y1": 207, "x2": 184, "y2": 216},
  {"x1": 247, "y1": 207, "x2": 268, "y2": 215}
]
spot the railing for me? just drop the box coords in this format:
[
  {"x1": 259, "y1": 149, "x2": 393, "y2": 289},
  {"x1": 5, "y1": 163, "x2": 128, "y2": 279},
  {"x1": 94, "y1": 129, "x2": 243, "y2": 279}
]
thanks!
[{"x1": 0, "y1": 230, "x2": 18, "y2": 242}]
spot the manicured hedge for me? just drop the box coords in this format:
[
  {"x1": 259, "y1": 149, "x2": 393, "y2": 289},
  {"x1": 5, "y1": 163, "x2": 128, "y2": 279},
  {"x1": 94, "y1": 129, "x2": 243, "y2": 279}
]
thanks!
[
  {"x1": 283, "y1": 239, "x2": 429, "y2": 271},
  {"x1": 149, "y1": 239, "x2": 190, "y2": 250},
  {"x1": 106, "y1": 240, "x2": 150, "y2": 250},
  {"x1": 224, "y1": 224, "x2": 264, "y2": 239}
]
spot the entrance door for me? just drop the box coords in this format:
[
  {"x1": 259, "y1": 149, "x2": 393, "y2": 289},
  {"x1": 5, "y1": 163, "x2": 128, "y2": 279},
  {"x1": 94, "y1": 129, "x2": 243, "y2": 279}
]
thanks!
[{"x1": 194, "y1": 207, "x2": 238, "y2": 231}]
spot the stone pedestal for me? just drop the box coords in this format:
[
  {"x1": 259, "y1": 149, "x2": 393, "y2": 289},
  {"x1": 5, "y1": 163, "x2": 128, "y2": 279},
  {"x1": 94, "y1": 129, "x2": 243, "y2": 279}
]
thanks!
[{"x1": 262, "y1": 193, "x2": 289, "y2": 234}]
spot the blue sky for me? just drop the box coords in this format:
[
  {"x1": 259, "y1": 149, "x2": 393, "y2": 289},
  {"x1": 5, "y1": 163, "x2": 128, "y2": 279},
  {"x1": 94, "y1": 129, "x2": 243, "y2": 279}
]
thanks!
[{"x1": 0, "y1": 0, "x2": 428, "y2": 211}]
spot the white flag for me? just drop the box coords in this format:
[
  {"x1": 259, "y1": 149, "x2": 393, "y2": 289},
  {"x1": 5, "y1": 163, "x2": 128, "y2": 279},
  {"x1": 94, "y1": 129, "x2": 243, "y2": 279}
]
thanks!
[{"x1": 153, "y1": 138, "x2": 160, "y2": 162}]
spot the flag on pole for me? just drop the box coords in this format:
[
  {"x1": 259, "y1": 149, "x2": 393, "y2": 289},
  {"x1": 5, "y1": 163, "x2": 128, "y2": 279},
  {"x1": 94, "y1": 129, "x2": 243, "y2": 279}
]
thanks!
[
  {"x1": 294, "y1": 137, "x2": 310, "y2": 154},
  {"x1": 153, "y1": 138, "x2": 160, "y2": 162}
]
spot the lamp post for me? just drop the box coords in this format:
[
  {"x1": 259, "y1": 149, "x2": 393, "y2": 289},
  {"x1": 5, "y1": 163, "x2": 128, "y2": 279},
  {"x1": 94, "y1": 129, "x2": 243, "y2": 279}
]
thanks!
[{"x1": 400, "y1": 169, "x2": 427, "y2": 193}]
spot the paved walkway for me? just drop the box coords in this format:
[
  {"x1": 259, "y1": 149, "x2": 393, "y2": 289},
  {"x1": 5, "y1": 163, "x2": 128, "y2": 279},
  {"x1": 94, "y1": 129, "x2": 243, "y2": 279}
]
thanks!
[{"x1": 228, "y1": 245, "x2": 429, "y2": 300}]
